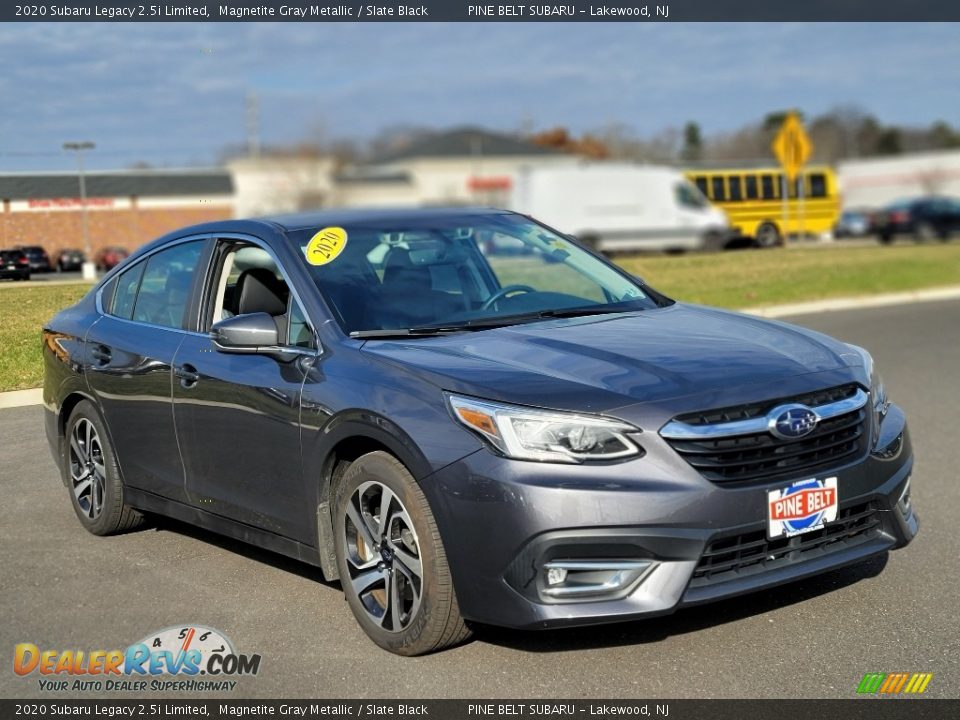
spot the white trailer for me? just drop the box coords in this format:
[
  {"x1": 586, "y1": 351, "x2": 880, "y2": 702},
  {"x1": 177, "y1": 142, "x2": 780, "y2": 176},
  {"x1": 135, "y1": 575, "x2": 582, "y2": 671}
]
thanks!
[
  {"x1": 510, "y1": 163, "x2": 732, "y2": 253},
  {"x1": 839, "y1": 149, "x2": 960, "y2": 209}
]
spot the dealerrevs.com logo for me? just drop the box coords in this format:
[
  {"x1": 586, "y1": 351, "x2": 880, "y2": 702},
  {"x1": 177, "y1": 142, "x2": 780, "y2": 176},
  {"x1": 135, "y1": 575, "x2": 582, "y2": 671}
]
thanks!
[{"x1": 14, "y1": 625, "x2": 261, "y2": 693}]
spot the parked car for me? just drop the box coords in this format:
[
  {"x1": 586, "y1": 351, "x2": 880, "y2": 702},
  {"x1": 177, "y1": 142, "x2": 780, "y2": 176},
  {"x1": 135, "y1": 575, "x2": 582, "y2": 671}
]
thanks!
[
  {"x1": 833, "y1": 209, "x2": 871, "y2": 238},
  {"x1": 14, "y1": 245, "x2": 52, "y2": 273},
  {"x1": 872, "y1": 196, "x2": 960, "y2": 243},
  {"x1": 0, "y1": 249, "x2": 31, "y2": 281},
  {"x1": 43, "y1": 208, "x2": 917, "y2": 656},
  {"x1": 56, "y1": 248, "x2": 86, "y2": 272},
  {"x1": 94, "y1": 246, "x2": 129, "y2": 271}
]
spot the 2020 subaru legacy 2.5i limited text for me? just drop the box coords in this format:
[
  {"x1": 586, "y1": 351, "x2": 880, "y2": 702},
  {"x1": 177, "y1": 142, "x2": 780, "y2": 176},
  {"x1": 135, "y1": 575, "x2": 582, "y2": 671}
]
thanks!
[{"x1": 43, "y1": 208, "x2": 917, "y2": 655}]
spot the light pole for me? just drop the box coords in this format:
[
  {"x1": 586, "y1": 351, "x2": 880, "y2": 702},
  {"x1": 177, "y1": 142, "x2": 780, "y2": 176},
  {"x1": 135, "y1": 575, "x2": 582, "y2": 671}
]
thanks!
[{"x1": 63, "y1": 141, "x2": 96, "y2": 279}]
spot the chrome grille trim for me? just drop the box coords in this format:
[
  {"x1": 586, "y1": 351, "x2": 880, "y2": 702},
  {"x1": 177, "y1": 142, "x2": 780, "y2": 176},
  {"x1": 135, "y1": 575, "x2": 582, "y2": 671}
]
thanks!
[{"x1": 660, "y1": 388, "x2": 869, "y2": 441}]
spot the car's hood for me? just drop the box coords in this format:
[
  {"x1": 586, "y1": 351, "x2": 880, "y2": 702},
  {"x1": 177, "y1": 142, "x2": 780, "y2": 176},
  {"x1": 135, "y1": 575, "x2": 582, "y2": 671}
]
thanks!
[{"x1": 361, "y1": 303, "x2": 865, "y2": 416}]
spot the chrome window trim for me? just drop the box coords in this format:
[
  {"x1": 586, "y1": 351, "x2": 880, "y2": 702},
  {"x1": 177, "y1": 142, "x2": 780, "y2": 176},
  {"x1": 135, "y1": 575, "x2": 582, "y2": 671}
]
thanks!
[
  {"x1": 659, "y1": 388, "x2": 869, "y2": 441},
  {"x1": 94, "y1": 233, "x2": 214, "y2": 318},
  {"x1": 94, "y1": 231, "x2": 323, "y2": 352}
]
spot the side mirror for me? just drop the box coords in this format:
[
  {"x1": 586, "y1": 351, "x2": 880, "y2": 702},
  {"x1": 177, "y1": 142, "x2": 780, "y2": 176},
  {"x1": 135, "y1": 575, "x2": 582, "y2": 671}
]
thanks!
[
  {"x1": 211, "y1": 313, "x2": 320, "y2": 364},
  {"x1": 211, "y1": 313, "x2": 279, "y2": 353}
]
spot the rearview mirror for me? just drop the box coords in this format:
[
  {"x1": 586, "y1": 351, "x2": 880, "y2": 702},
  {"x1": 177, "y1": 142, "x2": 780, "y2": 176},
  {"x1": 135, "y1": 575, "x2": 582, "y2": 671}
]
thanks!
[{"x1": 211, "y1": 313, "x2": 279, "y2": 353}]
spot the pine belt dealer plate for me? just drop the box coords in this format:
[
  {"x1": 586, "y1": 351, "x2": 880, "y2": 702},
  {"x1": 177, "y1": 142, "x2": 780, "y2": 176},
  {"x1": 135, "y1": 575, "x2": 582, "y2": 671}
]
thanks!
[{"x1": 767, "y1": 477, "x2": 838, "y2": 539}]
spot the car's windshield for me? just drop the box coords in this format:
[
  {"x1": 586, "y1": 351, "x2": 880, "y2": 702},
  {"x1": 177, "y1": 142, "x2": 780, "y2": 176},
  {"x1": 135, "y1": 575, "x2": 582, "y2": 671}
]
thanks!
[{"x1": 289, "y1": 213, "x2": 661, "y2": 335}]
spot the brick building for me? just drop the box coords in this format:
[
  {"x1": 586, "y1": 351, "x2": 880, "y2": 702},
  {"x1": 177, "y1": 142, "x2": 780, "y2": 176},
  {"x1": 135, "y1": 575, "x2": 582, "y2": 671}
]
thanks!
[{"x1": 0, "y1": 170, "x2": 234, "y2": 259}]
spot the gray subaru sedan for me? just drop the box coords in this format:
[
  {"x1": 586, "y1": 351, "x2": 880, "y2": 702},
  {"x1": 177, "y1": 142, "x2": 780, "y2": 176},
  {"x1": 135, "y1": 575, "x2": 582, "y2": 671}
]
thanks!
[{"x1": 43, "y1": 208, "x2": 917, "y2": 655}]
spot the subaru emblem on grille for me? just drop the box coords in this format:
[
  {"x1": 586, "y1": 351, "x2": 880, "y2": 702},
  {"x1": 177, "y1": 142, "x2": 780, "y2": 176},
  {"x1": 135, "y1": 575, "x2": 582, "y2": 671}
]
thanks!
[{"x1": 769, "y1": 405, "x2": 819, "y2": 439}]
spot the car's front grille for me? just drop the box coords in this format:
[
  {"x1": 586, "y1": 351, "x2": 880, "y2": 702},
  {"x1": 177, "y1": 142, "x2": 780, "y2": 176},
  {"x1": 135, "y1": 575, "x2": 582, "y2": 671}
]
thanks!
[
  {"x1": 689, "y1": 501, "x2": 881, "y2": 587},
  {"x1": 678, "y1": 384, "x2": 860, "y2": 426},
  {"x1": 660, "y1": 384, "x2": 869, "y2": 486}
]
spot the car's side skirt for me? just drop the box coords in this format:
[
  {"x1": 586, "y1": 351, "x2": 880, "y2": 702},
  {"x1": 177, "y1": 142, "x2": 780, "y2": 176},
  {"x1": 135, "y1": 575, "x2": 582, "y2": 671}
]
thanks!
[{"x1": 124, "y1": 487, "x2": 324, "y2": 571}]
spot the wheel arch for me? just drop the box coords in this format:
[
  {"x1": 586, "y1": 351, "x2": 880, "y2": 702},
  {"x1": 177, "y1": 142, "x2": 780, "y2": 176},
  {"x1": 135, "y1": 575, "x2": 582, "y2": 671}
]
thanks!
[
  {"x1": 310, "y1": 411, "x2": 434, "y2": 581},
  {"x1": 58, "y1": 391, "x2": 97, "y2": 441},
  {"x1": 56, "y1": 391, "x2": 101, "y2": 484}
]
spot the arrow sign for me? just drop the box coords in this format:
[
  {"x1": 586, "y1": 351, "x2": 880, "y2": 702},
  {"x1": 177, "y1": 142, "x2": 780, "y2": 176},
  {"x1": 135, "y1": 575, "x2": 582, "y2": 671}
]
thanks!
[{"x1": 772, "y1": 112, "x2": 813, "y2": 182}]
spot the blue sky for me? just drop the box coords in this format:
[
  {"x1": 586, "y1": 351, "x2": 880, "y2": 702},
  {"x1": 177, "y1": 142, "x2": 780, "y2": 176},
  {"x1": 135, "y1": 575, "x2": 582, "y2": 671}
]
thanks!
[{"x1": 1, "y1": 22, "x2": 957, "y2": 171}]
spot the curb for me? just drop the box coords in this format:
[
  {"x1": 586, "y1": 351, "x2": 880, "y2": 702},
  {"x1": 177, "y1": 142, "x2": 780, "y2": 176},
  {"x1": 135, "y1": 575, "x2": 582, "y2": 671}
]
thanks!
[
  {"x1": 0, "y1": 279, "x2": 94, "y2": 291},
  {"x1": 2, "y1": 284, "x2": 960, "y2": 410},
  {"x1": 0, "y1": 388, "x2": 43, "y2": 410},
  {"x1": 742, "y1": 285, "x2": 960, "y2": 319}
]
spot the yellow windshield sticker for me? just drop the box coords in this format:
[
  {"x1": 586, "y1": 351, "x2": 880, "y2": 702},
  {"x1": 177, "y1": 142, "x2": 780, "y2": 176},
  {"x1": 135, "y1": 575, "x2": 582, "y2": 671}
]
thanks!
[{"x1": 305, "y1": 227, "x2": 348, "y2": 266}]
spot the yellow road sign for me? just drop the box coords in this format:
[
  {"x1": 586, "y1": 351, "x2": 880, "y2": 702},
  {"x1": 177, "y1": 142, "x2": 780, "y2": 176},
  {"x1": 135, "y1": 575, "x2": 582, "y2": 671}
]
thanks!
[{"x1": 772, "y1": 112, "x2": 812, "y2": 182}]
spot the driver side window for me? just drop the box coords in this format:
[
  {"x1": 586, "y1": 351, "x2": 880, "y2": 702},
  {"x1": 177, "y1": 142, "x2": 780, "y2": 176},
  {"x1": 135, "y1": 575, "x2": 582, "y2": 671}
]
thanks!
[{"x1": 208, "y1": 243, "x2": 314, "y2": 348}]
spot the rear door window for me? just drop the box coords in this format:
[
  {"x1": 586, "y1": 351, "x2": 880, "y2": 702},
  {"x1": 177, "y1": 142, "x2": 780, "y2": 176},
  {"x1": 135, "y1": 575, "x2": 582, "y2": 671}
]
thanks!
[
  {"x1": 109, "y1": 262, "x2": 146, "y2": 320},
  {"x1": 131, "y1": 241, "x2": 206, "y2": 329}
]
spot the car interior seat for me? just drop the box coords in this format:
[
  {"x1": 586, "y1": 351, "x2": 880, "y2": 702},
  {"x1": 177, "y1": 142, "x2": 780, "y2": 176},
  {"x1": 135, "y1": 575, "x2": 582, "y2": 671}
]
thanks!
[
  {"x1": 379, "y1": 247, "x2": 465, "y2": 325},
  {"x1": 234, "y1": 268, "x2": 290, "y2": 340}
]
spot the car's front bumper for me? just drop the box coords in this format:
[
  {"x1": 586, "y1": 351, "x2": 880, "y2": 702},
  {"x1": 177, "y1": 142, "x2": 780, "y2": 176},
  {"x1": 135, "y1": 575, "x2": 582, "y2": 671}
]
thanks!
[{"x1": 423, "y1": 405, "x2": 916, "y2": 629}]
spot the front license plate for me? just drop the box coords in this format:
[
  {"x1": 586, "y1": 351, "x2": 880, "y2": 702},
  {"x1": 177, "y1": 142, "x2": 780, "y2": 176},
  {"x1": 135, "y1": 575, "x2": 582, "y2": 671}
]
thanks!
[{"x1": 767, "y1": 477, "x2": 838, "y2": 539}]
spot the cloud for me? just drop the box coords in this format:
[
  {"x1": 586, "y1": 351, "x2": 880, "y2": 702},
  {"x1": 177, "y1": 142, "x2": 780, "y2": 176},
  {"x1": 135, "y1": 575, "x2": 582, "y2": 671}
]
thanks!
[{"x1": 1, "y1": 22, "x2": 957, "y2": 170}]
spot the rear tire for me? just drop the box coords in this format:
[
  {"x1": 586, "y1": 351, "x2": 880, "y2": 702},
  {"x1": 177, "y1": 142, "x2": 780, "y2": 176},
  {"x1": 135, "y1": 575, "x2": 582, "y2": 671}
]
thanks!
[
  {"x1": 64, "y1": 401, "x2": 144, "y2": 536},
  {"x1": 755, "y1": 222, "x2": 781, "y2": 248},
  {"x1": 333, "y1": 451, "x2": 471, "y2": 656}
]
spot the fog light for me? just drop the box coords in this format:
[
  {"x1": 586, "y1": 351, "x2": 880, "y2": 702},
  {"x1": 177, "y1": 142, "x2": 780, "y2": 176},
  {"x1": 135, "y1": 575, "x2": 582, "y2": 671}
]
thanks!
[
  {"x1": 897, "y1": 476, "x2": 913, "y2": 519},
  {"x1": 546, "y1": 567, "x2": 568, "y2": 586},
  {"x1": 541, "y1": 559, "x2": 655, "y2": 601}
]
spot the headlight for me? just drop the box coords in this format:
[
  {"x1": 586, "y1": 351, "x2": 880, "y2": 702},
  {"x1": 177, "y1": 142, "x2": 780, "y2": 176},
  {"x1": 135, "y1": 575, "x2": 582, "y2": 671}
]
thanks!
[
  {"x1": 447, "y1": 394, "x2": 642, "y2": 463},
  {"x1": 847, "y1": 344, "x2": 889, "y2": 440}
]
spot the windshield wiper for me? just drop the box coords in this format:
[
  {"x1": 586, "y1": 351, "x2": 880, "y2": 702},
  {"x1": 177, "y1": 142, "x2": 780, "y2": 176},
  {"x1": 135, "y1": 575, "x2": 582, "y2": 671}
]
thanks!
[
  {"x1": 533, "y1": 306, "x2": 640, "y2": 320},
  {"x1": 454, "y1": 305, "x2": 640, "y2": 327},
  {"x1": 349, "y1": 327, "x2": 469, "y2": 339},
  {"x1": 350, "y1": 305, "x2": 642, "y2": 339}
]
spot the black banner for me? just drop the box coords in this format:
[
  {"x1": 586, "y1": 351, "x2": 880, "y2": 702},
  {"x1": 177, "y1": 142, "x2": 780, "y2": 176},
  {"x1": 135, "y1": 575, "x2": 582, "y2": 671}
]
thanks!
[
  {"x1": 4, "y1": 0, "x2": 960, "y2": 23},
  {"x1": 2, "y1": 700, "x2": 958, "y2": 719}
]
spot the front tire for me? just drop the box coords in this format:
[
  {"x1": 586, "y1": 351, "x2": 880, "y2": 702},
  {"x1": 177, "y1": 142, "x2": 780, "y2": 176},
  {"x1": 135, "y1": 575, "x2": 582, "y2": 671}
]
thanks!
[
  {"x1": 333, "y1": 451, "x2": 471, "y2": 656},
  {"x1": 64, "y1": 401, "x2": 143, "y2": 535}
]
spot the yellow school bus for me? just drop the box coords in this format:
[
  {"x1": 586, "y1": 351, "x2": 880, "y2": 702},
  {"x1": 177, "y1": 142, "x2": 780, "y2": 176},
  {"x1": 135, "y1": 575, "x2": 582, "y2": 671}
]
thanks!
[{"x1": 684, "y1": 166, "x2": 841, "y2": 246}]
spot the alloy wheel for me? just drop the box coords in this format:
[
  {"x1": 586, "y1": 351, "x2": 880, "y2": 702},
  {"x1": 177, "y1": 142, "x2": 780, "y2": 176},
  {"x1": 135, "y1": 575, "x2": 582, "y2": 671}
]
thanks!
[
  {"x1": 69, "y1": 418, "x2": 106, "y2": 520},
  {"x1": 342, "y1": 480, "x2": 423, "y2": 633}
]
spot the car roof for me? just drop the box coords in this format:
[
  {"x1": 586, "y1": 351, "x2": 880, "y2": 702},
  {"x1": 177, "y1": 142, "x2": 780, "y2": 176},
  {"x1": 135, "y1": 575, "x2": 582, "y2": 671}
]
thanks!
[
  {"x1": 116, "y1": 207, "x2": 519, "y2": 268},
  {"x1": 257, "y1": 206, "x2": 513, "y2": 232}
]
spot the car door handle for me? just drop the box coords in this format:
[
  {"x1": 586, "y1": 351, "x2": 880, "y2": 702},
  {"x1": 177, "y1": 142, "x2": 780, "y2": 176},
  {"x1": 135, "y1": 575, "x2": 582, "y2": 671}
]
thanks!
[
  {"x1": 90, "y1": 345, "x2": 112, "y2": 365},
  {"x1": 175, "y1": 364, "x2": 200, "y2": 388}
]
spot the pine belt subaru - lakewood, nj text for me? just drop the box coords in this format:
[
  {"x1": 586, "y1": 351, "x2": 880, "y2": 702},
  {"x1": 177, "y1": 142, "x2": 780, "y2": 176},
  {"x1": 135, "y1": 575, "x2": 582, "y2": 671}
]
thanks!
[{"x1": 43, "y1": 208, "x2": 917, "y2": 655}]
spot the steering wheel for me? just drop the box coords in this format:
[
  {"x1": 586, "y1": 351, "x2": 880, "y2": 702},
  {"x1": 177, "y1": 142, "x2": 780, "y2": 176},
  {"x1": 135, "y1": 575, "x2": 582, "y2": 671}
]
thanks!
[{"x1": 480, "y1": 284, "x2": 536, "y2": 311}]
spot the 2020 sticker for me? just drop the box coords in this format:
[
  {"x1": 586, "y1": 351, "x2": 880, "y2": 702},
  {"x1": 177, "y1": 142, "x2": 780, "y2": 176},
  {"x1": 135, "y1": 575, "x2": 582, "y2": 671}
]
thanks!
[{"x1": 305, "y1": 227, "x2": 348, "y2": 266}]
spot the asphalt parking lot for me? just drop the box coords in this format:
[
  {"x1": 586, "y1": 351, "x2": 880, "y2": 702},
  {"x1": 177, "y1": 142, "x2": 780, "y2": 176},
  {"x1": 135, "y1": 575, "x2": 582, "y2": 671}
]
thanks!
[{"x1": 1, "y1": 300, "x2": 958, "y2": 699}]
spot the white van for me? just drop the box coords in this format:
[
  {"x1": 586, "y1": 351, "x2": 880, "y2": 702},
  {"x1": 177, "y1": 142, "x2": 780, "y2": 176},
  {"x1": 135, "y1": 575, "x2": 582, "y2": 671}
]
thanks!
[{"x1": 511, "y1": 164, "x2": 733, "y2": 253}]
